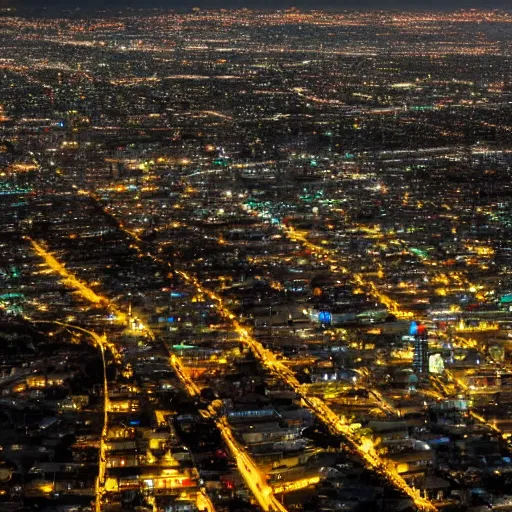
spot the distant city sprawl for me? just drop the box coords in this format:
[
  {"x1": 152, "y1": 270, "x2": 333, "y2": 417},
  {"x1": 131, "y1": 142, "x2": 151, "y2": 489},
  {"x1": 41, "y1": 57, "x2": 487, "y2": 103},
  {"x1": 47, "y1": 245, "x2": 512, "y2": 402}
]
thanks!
[{"x1": 1, "y1": 7, "x2": 512, "y2": 512}]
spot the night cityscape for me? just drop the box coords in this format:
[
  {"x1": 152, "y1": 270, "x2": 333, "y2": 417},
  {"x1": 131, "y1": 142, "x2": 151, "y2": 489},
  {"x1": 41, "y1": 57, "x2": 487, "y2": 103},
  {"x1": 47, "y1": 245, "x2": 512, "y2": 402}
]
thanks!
[{"x1": 1, "y1": 4, "x2": 512, "y2": 512}]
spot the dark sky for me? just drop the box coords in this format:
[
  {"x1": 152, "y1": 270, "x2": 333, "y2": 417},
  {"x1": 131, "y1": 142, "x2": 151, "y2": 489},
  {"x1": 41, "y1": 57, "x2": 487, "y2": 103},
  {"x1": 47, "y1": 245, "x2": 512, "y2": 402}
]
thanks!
[{"x1": 5, "y1": 0, "x2": 512, "y2": 10}]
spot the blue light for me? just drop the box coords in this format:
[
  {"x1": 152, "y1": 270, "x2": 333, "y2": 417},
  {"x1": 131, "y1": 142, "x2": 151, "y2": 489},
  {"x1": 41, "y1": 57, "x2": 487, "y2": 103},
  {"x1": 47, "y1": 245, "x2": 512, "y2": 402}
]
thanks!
[
  {"x1": 319, "y1": 311, "x2": 332, "y2": 324},
  {"x1": 409, "y1": 321, "x2": 418, "y2": 336}
]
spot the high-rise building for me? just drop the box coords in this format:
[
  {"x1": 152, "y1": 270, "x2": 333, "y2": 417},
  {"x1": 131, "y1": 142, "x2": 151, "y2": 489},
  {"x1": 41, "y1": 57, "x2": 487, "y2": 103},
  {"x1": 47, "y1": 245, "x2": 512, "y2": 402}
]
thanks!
[{"x1": 411, "y1": 322, "x2": 428, "y2": 376}]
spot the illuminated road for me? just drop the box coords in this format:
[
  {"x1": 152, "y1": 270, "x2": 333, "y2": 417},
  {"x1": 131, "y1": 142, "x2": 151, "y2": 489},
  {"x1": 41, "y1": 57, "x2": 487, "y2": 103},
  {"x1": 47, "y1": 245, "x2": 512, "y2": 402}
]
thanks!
[
  {"x1": 27, "y1": 237, "x2": 127, "y2": 324},
  {"x1": 164, "y1": 344, "x2": 284, "y2": 511},
  {"x1": 97, "y1": 342, "x2": 109, "y2": 512},
  {"x1": 27, "y1": 236, "x2": 130, "y2": 511},
  {"x1": 33, "y1": 320, "x2": 110, "y2": 512},
  {"x1": 281, "y1": 225, "x2": 414, "y2": 319},
  {"x1": 169, "y1": 354, "x2": 201, "y2": 397},
  {"x1": 216, "y1": 416, "x2": 288, "y2": 512},
  {"x1": 367, "y1": 388, "x2": 398, "y2": 417}
]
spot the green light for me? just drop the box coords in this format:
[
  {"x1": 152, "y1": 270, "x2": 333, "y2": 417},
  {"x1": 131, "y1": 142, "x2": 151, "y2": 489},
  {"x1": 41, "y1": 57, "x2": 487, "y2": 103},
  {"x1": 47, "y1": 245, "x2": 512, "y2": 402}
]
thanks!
[
  {"x1": 172, "y1": 344, "x2": 196, "y2": 350},
  {"x1": 0, "y1": 293, "x2": 24, "y2": 300},
  {"x1": 410, "y1": 105, "x2": 434, "y2": 111},
  {"x1": 410, "y1": 247, "x2": 428, "y2": 259}
]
